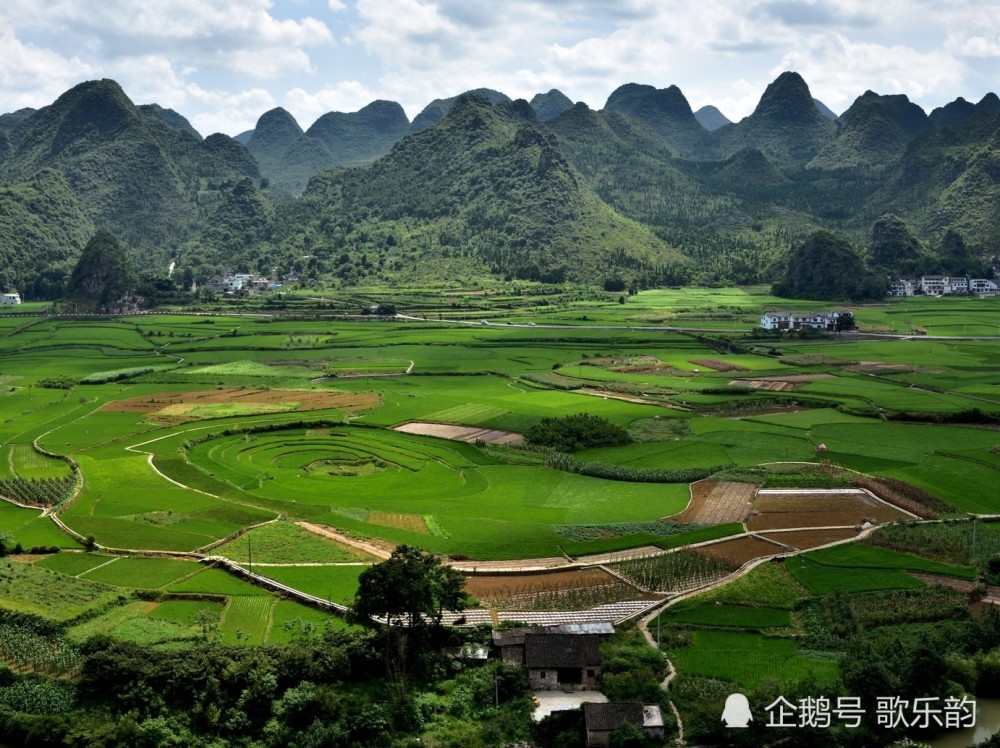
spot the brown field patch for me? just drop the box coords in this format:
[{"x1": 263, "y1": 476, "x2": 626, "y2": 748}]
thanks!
[
  {"x1": 695, "y1": 536, "x2": 784, "y2": 565},
  {"x1": 393, "y1": 422, "x2": 523, "y2": 445},
  {"x1": 758, "y1": 528, "x2": 859, "y2": 550},
  {"x1": 465, "y1": 568, "x2": 652, "y2": 610},
  {"x1": 690, "y1": 359, "x2": 749, "y2": 372},
  {"x1": 367, "y1": 511, "x2": 429, "y2": 534},
  {"x1": 746, "y1": 493, "x2": 907, "y2": 531},
  {"x1": 672, "y1": 479, "x2": 756, "y2": 524},
  {"x1": 748, "y1": 490, "x2": 908, "y2": 532},
  {"x1": 732, "y1": 373, "x2": 835, "y2": 392},
  {"x1": 105, "y1": 388, "x2": 379, "y2": 418}
]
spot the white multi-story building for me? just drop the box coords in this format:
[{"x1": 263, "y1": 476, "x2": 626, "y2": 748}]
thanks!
[
  {"x1": 970, "y1": 279, "x2": 999, "y2": 296},
  {"x1": 760, "y1": 310, "x2": 853, "y2": 331},
  {"x1": 888, "y1": 279, "x2": 917, "y2": 297}
]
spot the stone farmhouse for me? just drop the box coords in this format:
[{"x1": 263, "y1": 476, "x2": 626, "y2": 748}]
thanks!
[{"x1": 583, "y1": 702, "x2": 666, "y2": 747}]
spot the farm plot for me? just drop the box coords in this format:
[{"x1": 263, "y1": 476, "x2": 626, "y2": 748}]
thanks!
[
  {"x1": 785, "y1": 543, "x2": 975, "y2": 596},
  {"x1": 34, "y1": 553, "x2": 113, "y2": 577},
  {"x1": 393, "y1": 421, "x2": 524, "y2": 445},
  {"x1": 607, "y1": 550, "x2": 741, "y2": 594},
  {"x1": 696, "y1": 535, "x2": 788, "y2": 564},
  {"x1": 663, "y1": 604, "x2": 792, "y2": 629},
  {"x1": 218, "y1": 596, "x2": 275, "y2": 645},
  {"x1": 79, "y1": 557, "x2": 202, "y2": 589},
  {"x1": 668, "y1": 631, "x2": 839, "y2": 689},
  {"x1": 731, "y1": 374, "x2": 835, "y2": 392},
  {"x1": 464, "y1": 568, "x2": 652, "y2": 611},
  {"x1": 758, "y1": 528, "x2": 859, "y2": 550},
  {"x1": 0, "y1": 559, "x2": 119, "y2": 621},
  {"x1": 268, "y1": 600, "x2": 353, "y2": 643},
  {"x1": 746, "y1": 489, "x2": 910, "y2": 531},
  {"x1": 181, "y1": 426, "x2": 691, "y2": 560},
  {"x1": 672, "y1": 480, "x2": 756, "y2": 524},
  {"x1": 104, "y1": 388, "x2": 379, "y2": 423},
  {"x1": 213, "y1": 521, "x2": 376, "y2": 564}
]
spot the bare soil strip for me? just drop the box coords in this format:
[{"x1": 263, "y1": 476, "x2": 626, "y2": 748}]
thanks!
[
  {"x1": 393, "y1": 421, "x2": 524, "y2": 445},
  {"x1": 731, "y1": 373, "x2": 835, "y2": 392},
  {"x1": 689, "y1": 358, "x2": 749, "y2": 372},
  {"x1": 695, "y1": 536, "x2": 785, "y2": 565},
  {"x1": 106, "y1": 388, "x2": 379, "y2": 416},
  {"x1": 758, "y1": 528, "x2": 859, "y2": 550},
  {"x1": 672, "y1": 479, "x2": 756, "y2": 524}
]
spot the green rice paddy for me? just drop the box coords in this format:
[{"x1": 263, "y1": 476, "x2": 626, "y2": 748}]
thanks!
[{"x1": 0, "y1": 288, "x2": 996, "y2": 664}]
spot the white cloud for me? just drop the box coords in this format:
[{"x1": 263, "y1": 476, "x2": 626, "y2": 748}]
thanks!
[
  {"x1": 776, "y1": 33, "x2": 965, "y2": 113},
  {"x1": 285, "y1": 81, "x2": 381, "y2": 127},
  {"x1": 0, "y1": 30, "x2": 96, "y2": 109}
]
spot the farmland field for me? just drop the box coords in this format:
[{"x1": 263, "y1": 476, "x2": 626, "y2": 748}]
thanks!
[{"x1": 0, "y1": 289, "x2": 998, "y2": 738}]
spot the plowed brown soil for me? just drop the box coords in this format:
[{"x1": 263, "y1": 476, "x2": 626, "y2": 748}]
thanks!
[
  {"x1": 695, "y1": 536, "x2": 785, "y2": 564},
  {"x1": 673, "y1": 480, "x2": 756, "y2": 524}
]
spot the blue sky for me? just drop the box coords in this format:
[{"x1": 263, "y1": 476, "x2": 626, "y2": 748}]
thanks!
[{"x1": 1, "y1": 0, "x2": 997, "y2": 136}]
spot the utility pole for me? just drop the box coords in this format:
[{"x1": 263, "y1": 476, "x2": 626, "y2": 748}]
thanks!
[{"x1": 248, "y1": 532, "x2": 252, "y2": 575}]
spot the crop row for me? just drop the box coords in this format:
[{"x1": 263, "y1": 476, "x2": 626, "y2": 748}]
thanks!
[
  {"x1": 548, "y1": 452, "x2": 732, "y2": 483},
  {"x1": 0, "y1": 623, "x2": 82, "y2": 676},
  {"x1": 609, "y1": 551, "x2": 739, "y2": 593},
  {"x1": 0, "y1": 476, "x2": 76, "y2": 507}
]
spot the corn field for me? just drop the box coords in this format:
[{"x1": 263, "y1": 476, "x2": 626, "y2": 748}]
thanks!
[
  {"x1": 608, "y1": 551, "x2": 740, "y2": 593},
  {"x1": 0, "y1": 623, "x2": 83, "y2": 676}
]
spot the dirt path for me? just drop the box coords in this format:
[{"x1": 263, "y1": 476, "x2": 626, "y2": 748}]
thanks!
[{"x1": 296, "y1": 522, "x2": 394, "y2": 560}]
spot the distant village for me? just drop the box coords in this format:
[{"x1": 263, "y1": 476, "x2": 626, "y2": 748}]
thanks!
[
  {"x1": 887, "y1": 274, "x2": 998, "y2": 297},
  {"x1": 202, "y1": 272, "x2": 292, "y2": 297}
]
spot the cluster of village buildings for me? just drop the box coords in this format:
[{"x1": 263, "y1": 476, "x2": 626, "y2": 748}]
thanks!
[
  {"x1": 888, "y1": 275, "x2": 998, "y2": 297},
  {"x1": 487, "y1": 621, "x2": 666, "y2": 747},
  {"x1": 203, "y1": 273, "x2": 286, "y2": 296}
]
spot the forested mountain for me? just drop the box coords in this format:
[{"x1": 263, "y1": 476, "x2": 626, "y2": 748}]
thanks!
[
  {"x1": 270, "y1": 95, "x2": 685, "y2": 286},
  {"x1": 1, "y1": 72, "x2": 999, "y2": 299}
]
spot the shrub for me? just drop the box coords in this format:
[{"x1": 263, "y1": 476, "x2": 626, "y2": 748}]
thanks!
[{"x1": 526, "y1": 413, "x2": 630, "y2": 452}]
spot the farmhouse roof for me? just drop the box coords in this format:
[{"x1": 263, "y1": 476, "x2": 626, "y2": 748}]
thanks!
[
  {"x1": 584, "y1": 702, "x2": 644, "y2": 731},
  {"x1": 492, "y1": 621, "x2": 614, "y2": 646},
  {"x1": 524, "y1": 633, "x2": 602, "y2": 668}
]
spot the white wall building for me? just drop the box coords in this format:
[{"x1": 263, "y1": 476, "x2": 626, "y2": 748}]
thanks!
[{"x1": 0, "y1": 293, "x2": 21, "y2": 305}]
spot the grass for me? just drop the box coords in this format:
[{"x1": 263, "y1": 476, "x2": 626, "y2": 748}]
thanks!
[
  {"x1": 213, "y1": 521, "x2": 374, "y2": 564},
  {"x1": 662, "y1": 604, "x2": 792, "y2": 629},
  {"x1": 34, "y1": 553, "x2": 113, "y2": 576},
  {"x1": 257, "y1": 565, "x2": 364, "y2": 606},
  {"x1": 167, "y1": 567, "x2": 271, "y2": 596},
  {"x1": 0, "y1": 558, "x2": 119, "y2": 621},
  {"x1": 784, "y1": 543, "x2": 975, "y2": 595},
  {"x1": 268, "y1": 600, "x2": 354, "y2": 642},
  {"x1": 691, "y1": 562, "x2": 808, "y2": 609},
  {"x1": 218, "y1": 596, "x2": 274, "y2": 645},
  {"x1": 668, "y1": 630, "x2": 840, "y2": 689},
  {"x1": 79, "y1": 557, "x2": 203, "y2": 589}
]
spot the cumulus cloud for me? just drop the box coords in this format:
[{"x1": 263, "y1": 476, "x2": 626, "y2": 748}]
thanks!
[
  {"x1": 776, "y1": 33, "x2": 965, "y2": 112},
  {"x1": 4, "y1": 0, "x2": 332, "y2": 77},
  {"x1": 285, "y1": 81, "x2": 381, "y2": 127},
  {"x1": 0, "y1": 0, "x2": 994, "y2": 136}
]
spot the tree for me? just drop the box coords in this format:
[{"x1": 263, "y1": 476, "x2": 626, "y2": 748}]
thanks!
[
  {"x1": 868, "y1": 214, "x2": 922, "y2": 270},
  {"x1": 352, "y1": 545, "x2": 467, "y2": 627}
]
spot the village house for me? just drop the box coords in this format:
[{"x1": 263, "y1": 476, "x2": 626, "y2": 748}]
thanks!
[
  {"x1": 493, "y1": 622, "x2": 615, "y2": 667},
  {"x1": 759, "y1": 310, "x2": 852, "y2": 332},
  {"x1": 970, "y1": 278, "x2": 999, "y2": 296},
  {"x1": 888, "y1": 279, "x2": 917, "y2": 297},
  {"x1": 583, "y1": 703, "x2": 665, "y2": 748},
  {"x1": 0, "y1": 292, "x2": 21, "y2": 305},
  {"x1": 524, "y1": 633, "x2": 603, "y2": 691},
  {"x1": 891, "y1": 276, "x2": 997, "y2": 297}
]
